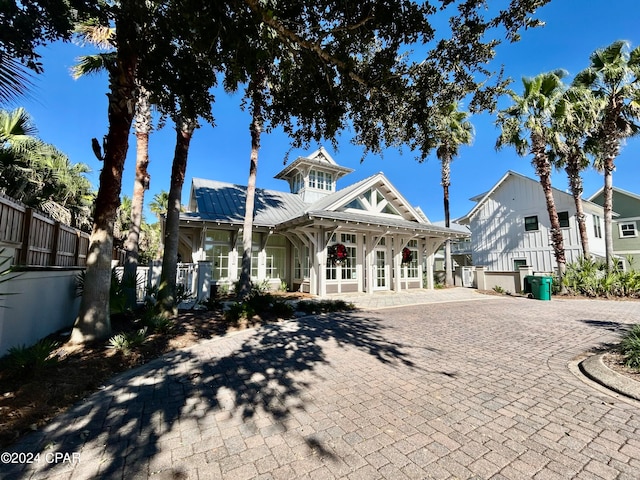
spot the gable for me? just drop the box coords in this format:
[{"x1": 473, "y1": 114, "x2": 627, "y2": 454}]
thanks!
[
  {"x1": 313, "y1": 173, "x2": 426, "y2": 223},
  {"x1": 342, "y1": 185, "x2": 402, "y2": 216},
  {"x1": 459, "y1": 170, "x2": 605, "y2": 224},
  {"x1": 307, "y1": 146, "x2": 338, "y2": 166},
  {"x1": 589, "y1": 188, "x2": 640, "y2": 219}
]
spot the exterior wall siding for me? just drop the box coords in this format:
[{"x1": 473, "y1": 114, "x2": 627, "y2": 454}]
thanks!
[{"x1": 469, "y1": 174, "x2": 593, "y2": 272}]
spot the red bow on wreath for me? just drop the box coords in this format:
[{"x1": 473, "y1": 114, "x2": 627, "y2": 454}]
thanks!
[{"x1": 401, "y1": 247, "x2": 413, "y2": 264}]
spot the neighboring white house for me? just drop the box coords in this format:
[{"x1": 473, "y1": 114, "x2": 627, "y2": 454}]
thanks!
[
  {"x1": 175, "y1": 147, "x2": 468, "y2": 295},
  {"x1": 457, "y1": 171, "x2": 607, "y2": 273}
]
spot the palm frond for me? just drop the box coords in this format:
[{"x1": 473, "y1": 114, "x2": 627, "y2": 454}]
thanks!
[
  {"x1": 71, "y1": 53, "x2": 117, "y2": 79},
  {"x1": 0, "y1": 54, "x2": 34, "y2": 105}
]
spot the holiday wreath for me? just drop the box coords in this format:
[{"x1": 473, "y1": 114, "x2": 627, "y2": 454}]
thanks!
[
  {"x1": 401, "y1": 247, "x2": 413, "y2": 264},
  {"x1": 327, "y1": 243, "x2": 348, "y2": 264}
]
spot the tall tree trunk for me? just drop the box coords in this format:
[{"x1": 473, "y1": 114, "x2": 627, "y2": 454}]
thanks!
[
  {"x1": 159, "y1": 118, "x2": 196, "y2": 316},
  {"x1": 441, "y1": 156, "x2": 453, "y2": 287},
  {"x1": 565, "y1": 154, "x2": 589, "y2": 259},
  {"x1": 124, "y1": 85, "x2": 152, "y2": 309},
  {"x1": 532, "y1": 138, "x2": 566, "y2": 280},
  {"x1": 71, "y1": 38, "x2": 137, "y2": 344},
  {"x1": 603, "y1": 157, "x2": 614, "y2": 270},
  {"x1": 238, "y1": 70, "x2": 266, "y2": 300}
]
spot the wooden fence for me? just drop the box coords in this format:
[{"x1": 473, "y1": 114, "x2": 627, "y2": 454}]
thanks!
[{"x1": 0, "y1": 194, "x2": 124, "y2": 267}]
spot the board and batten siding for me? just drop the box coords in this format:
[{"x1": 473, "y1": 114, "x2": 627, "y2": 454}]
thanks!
[{"x1": 469, "y1": 174, "x2": 593, "y2": 272}]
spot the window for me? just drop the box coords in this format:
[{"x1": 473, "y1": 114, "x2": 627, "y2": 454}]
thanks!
[
  {"x1": 292, "y1": 172, "x2": 303, "y2": 193},
  {"x1": 513, "y1": 259, "x2": 527, "y2": 270},
  {"x1": 293, "y1": 247, "x2": 311, "y2": 279},
  {"x1": 317, "y1": 171, "x2": 325, "y2": 190},
  {"x1": 400, "y1": 240, "x2": 419, "y2": 279},
  {"x1": 236, "y1": 243, "x2": 259, "y2": 279},
  {"x1": 205, "y1": 231, "x2": 232, "y2": 279},
  {"x1": 265, "y1": 248, "x2": 285, "y2": 279},
  {"x1": 620, "y1": 222, "x2": 638, "y2": 238},
  {"x1": 341, "y1": 234, "x2": 357, "y2": 280},
  {"x1": 558, "y1": 211, "x2": 570, "y2": 228},
  {"x1": 326, "y1": 257, "x2": 337, "y2": 280},
  {"x1": 593, "y1": 215, "x2": 602, "y2": 238},
  {"x1": 524, "y1": 216, "x2": 539, "y2": 232},
  {"x1": 309, "y1": 170, "x2": 316, "y2": 188}
]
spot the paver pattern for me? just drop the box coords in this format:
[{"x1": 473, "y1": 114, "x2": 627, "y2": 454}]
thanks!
[{"x1": 3, "y1": 291, "x2": 640, "y2": 479}]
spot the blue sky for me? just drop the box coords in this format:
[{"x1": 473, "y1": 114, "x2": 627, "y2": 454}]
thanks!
[{"x1": 13, "y1": 0, "x2": 640, "y2": 224}]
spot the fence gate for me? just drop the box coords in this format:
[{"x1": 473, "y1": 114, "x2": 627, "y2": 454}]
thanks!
[{"x1": 461, "y1": 266, "x2": 474, "y2": 288}]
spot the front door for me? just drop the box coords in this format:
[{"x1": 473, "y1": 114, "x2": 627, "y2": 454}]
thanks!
[{"x1": 373, "y1": 249, "x2": 388, "y2": 290}]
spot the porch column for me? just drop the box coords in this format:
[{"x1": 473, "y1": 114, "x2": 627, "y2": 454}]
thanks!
[
  {"x1": 393, "y1": 234, "x2": 402, "y2": 292},
  {"x1": 424, "y1": 237, "x2": 444, "y2": 290},
  {"x1": 316, "y1": 230, "x2": 327, "y2": 297},
  {"x1": 365, "y1": 234, "x2": 374, "y2": 294}
]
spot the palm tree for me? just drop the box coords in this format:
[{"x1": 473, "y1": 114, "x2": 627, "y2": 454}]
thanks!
[
  {"x1": 434, "y1": 102, "x2": 473, "y2": 286},
  {"x1": 149, "y1": 190, "x2": 169, "y2": 219},
  {"x1": 237, "y1": 68, "x2": 267, "y2": 299},
  {"x1": 550, "y1": 86, "x2": 604, "y2": 259},
  {"x1": 496, "y1": 70, "x2": 568, "y2": 280},
  {"x1": 1, "y1": 108, "x2": 93, "y2": 219},
  {"x1": 573, "y1": 41, "x2": 640, "y2": 269},
  {"x1": 73, "y1": 21, "x2": 153, "y2": 308},
  {"x1": 158, "y1": 116, "x2": 198, "y2": 315}
]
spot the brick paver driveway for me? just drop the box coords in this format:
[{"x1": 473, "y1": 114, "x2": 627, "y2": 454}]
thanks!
[{"x1": 5, "y1": 296, "x2": 640, "y2": 479}]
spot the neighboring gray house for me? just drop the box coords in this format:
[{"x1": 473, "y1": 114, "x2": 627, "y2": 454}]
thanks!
[
  {"x1": 176, "y1": 147, "x2": 468, "y2": 295},
  {"x1": 457, "y1": 171, "x2": 607, "y2": 273},
  {"x1": 588, "y1": 186, "x2": 640, "y2": 270}
]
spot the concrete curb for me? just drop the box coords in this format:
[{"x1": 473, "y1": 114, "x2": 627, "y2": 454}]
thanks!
[{"x1": 579, "y1": 353, "x2": 640, "y2": 402}]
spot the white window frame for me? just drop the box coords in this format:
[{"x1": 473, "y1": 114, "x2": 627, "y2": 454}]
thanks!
[
  {"x1": 593, "y1": 214, "x2": 602, "y2": 239},
  {"x1": 619, "y1": 222, "x2": 638, "y2": 238}
]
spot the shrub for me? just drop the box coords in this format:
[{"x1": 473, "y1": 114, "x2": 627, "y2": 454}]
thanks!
[
  {"x1": 108, "y1": 328, "x2": 147, "y2": 355},
  {"x1": 619, "y1": 324, "x2": 640, "y2": 370},
  {"x1": 224, "y1": 302, "x2": 255, "y2": 324},
  {"x1": 296, "y1": 299, "x2": 355, "y2": 314},
  {"x1": 4, "y1": 339, "x2": 59, "y2": 376},
  {"x1": 271, "y1": 300, "x2": 294, "y2": 319},
  {"x1": 492, "y1": 285, "x2": 505, "y2": 294},
  {"x1": 563, "y1": 257, "x2": 640, "y2": 299},
  {"x1": 142, "y1": 314, "x2": 174, "y2": 333}
]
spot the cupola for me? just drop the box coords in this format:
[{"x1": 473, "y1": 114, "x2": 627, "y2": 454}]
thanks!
[{"x1": 274, "y1": 147, "x2": 353, "y2": 203}]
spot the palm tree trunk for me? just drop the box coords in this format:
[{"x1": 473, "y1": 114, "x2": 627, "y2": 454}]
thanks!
[
  {"x1": 71, "y1": 50, "x2": 137, "y2": 344},
  {"x1": 565, "y1": 155, "x2": 589, "y2": 259},
  {"x1": 441, "y1": 156, "x2": 453, "y2": 286},
  {"x1": 603, "y1": 157, "x2": 614, "y2": 270},
  {"x1": 238, "y1": 70, "x2": 266, "y2": 299},
  {"x1": 159, "y1": 118, "x2": 196, "y2": 316},
  {"x1": 532, "y1": 140, "x2": 566, "y2": 280},
  {"x1": 124, "y1": 86, "x2": 152, "y2": 309}
]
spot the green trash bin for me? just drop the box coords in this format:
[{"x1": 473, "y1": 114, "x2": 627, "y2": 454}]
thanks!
[
  {"x1": 528, "y1": 276, "x2": 552, "y2": 300},
  {"x1": 537, "y1": 276, "x2": 553, "y2": 301},
  {"x1": 528, "y1": 276, "x2": 540, "y2": 299},
  {"x1": 523, "y1": 275, "x2": 534, "y2": 295}
]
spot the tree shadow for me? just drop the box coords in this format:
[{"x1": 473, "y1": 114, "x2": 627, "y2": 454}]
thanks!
[
  {"x1": 579, "y1": 319, "x2": 630, "y2": 333},
  {"x1": 5, "y1": 311, "x2": 421, "y2": 479}
]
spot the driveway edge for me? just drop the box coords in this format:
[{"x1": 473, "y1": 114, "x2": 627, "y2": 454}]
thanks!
[{"x1": 579, "y1": 353, "x2": 640, "y2": 402}]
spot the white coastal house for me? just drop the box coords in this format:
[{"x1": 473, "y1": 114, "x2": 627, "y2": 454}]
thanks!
[
  {"x1": 457, "y1": 171, "x2": 607, "y2": 273},
  {"x1": 174, "y1": 147, "x2": 468, "y2": 296}
]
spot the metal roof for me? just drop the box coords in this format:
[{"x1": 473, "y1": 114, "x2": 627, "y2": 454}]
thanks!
[
  {"x1": 184, "y1": 176, "x2": 468, "y2": 239},
  {"x1": 185, "y1": 178, "x2": 307, "y2": 227},
  {"x1": 288, "y1": 210, "x2": 469, "y2": 238}
]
